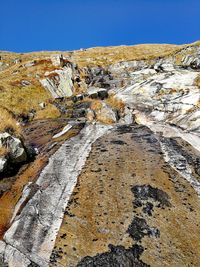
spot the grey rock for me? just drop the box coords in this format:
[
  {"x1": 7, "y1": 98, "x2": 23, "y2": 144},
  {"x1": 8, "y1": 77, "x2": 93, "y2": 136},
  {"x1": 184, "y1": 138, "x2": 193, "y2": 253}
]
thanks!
[
  {"x1": 119, "y1": 107, "x2": 133, "y2": 124},
  {"x1": 88, "y1": 88, "x2": 108, "y2": 100},
  {"x1": 0, "y1": 62, "x2": 9, "y2": 71},
  {"x1": 98, "y1": 89, "x2": 108, "y2": 99},
  {"x1": 72, "y1": 108, "x2": 87, "y2": 118},
  {"x1": 13, "y1": 58, "x2": 21, "y2": 64},
  {"x1": 0, "y1": 133, "x2": 27, "y2": 164}
]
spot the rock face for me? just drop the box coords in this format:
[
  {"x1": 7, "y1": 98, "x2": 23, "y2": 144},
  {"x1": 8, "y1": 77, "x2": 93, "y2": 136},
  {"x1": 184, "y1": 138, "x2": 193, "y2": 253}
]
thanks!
[{"x1": 0, "y1": 42, "x2": 200, "y2": 267}]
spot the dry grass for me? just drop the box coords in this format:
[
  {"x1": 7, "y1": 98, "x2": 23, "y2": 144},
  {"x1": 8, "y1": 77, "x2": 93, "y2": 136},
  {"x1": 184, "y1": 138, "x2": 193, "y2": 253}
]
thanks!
[
  {"x1": 72, "y1": 41, "x2": 200, "y2": 67},
  {"x1": 72, "y1": 44, "x2": 182, "y2": 67},
  {"x1": 0, "y1": 147, "x2": 9, "y2": 157},
  {"x1": 90, "y1": 100, "x2": 103, "y2": 111},
  {"x1": 34, "y1": 104, "x2": 61, "y2": 120},
  {"x1": 96, "y1": 114, "x2": 115, "y2": 124},
  {"x1": 0, "y1": 107, "x2": 21, "y2": 136},
  {"x1": 1, "y1": 40, "x2": 200, "y2": 68},
  {"x1": 0, "y1": 54, "x2": 58, "y2": 120},
  {"x1": 106, "y1": 94, "x2": 125, "y2": 111},
  {"x1": 0, "y1": 82, "x2": 52, "y2": 118}
]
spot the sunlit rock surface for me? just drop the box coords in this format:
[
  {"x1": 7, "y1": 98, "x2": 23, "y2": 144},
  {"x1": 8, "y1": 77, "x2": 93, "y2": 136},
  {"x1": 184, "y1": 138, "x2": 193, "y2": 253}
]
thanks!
[
  {"x1": 40, "y1": 68, "x2": 74, "y2": 98},
  {"x1": 0, "y1": 41, "x2": 200, "y2": 266}
]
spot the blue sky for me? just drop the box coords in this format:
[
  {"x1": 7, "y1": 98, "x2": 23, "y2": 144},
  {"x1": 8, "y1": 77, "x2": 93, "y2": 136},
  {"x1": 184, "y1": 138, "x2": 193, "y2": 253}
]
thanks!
[{"x1": 0, "y1": 0, "x2": 199, "y2": 52}]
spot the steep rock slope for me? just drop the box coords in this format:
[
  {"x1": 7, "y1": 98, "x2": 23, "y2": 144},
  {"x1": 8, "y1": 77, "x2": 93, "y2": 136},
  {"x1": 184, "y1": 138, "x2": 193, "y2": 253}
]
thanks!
[{"x1": 0, "y1": 41, "x2": 200, "y2": 267}]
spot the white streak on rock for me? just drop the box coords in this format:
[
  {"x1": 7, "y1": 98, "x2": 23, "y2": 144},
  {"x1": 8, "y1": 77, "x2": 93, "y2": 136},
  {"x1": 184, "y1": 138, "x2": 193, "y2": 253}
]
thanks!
[
  {"x1": 10, "y1": 183, "x2": 32, "y2": 224},
  {"x1": 52, "y1": 124, "x2": 72, "y2": 139}
]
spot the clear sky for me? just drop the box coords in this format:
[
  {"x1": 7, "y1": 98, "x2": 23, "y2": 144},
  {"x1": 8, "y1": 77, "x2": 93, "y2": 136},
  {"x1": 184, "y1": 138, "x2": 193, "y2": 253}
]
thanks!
[{"x1": 0, "y1": 0, "x2": 200, "y2": 52}]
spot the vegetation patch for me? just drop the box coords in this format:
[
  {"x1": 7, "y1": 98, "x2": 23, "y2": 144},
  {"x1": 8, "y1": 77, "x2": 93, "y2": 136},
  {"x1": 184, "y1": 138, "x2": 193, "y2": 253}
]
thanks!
[{"x1": 34, "y1": 104, "x2": 61, "y2": 120}]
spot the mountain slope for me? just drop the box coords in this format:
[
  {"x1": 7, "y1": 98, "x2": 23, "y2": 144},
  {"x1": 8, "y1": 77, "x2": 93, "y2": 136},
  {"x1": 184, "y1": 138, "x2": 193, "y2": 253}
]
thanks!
[{"x1": 0, "y1": 41, "x2": 200, "y2": 267}]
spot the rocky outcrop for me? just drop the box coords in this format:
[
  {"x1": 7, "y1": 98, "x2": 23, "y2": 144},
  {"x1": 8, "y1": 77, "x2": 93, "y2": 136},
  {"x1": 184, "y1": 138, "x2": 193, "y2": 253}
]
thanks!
[
  {"x1": 112, "y1": 66, "x2": 200, "y2": 132},
  {"x1": 40, "y1": 67, "x2": 74, "y2": 98}
]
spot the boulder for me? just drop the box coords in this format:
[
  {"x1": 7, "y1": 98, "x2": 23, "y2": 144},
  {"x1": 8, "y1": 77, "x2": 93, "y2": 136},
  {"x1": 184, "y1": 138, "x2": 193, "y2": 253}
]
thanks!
[
  {"x1": 50, "y1": 55, "x2": 62, "y2": 67},
  {"x1": 0, "y1": 133, "x2": 27, "y2": 164},
  {"x1": 72, "y1": 108, "x2": 87, "y2": 119},
  {"x1": 24, "y1": 62, "x2": 35, "y2": 68},
  {"x1": 50, "y1": 54, "x2": 72, "y2": 68},
  {"x1": 0, "y1": 62, "x2": 9, "y2": 71}
]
